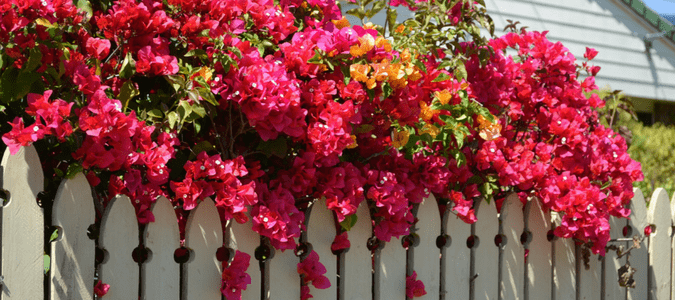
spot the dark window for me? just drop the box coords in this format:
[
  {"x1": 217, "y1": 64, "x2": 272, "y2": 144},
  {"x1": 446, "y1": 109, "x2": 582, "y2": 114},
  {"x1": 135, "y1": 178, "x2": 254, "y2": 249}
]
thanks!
[{"x1": 637, "y1": 112, "x2": 653, "y2": 126}]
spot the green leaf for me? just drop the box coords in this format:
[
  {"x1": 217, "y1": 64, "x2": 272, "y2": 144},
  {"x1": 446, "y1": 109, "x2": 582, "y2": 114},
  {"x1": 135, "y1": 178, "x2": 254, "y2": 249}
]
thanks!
[
  {"x1": 340, "y1": 214, "x2": 358, "y2": 231},
  {"x1": 454, "y1": 61, "x2": 467, "y2": 81},
  {"x1": 191, "y1": 141, "x2": 214, "y2": 158},
  {"x1": 119, "y1": 52, "x2": 135, "y2": 79},
  {"x1": 382, "y1": 83, "x2": 393, "y2": 99},
  {"x1": 185, "y1": 49, "x2": 208, "y2": 60},
  {"x1": 65, "y1": 163, "x2": 83, "y2": 179},
  {"x1": 44, "y1": 254, "x2": 50, "y2": 274},
  {"x1": 119, "y1": 81, "x2": 139, "y2": 111},
  {"x1": 50, "y1": 228, "x2": 59, "y2": 242},
  {"x1": 23, "y1": 48, "x2": 43, "y2": 73},
  {"x1": 167, "y1": 111, "x2": 179, "y2": 129},
  {"x1": 197, "y1": 88, "x2": 218, "y2": 106},
  {"x1": 76, "y1": 0, "x2": 93, "y2": 20},
  {"x1": 165, "y1": 75, "x2": 185, "y2": 92},
  {"x1": 432, "y1": 72, "x2": 451, "y2": 83},
  {"x1": 257, "y1": 137, "x2": 288, "y2": 158},
  {"x1": 147, "y1": 109, "x2": 163, "y2": 118}
]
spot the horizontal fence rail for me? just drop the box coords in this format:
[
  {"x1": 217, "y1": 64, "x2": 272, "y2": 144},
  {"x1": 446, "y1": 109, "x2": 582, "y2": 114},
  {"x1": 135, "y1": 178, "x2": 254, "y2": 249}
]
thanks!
[{"x1": 0, "y1": 146, "x2": 672, "y2": 299}]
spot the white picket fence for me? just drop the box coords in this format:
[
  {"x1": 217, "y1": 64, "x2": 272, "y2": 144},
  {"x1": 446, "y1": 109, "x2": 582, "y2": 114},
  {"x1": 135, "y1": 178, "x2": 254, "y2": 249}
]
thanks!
[{"x1": 1, "y1": 145, "x2": 673, "y2": 300}]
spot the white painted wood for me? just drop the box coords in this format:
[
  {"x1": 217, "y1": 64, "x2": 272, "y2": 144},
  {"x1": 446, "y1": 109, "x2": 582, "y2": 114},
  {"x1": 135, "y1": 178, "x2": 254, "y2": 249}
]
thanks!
[
  {"x1": 671, "y1": 191, "x2": 675, "y2": 300},
  {"x1": 525, "y1": 198, "x2": 552, "y2": 300},
  {"x1": 578, "y1": 248, "x2": 602, "y2": 299},
  {"x1": 376, "y1": 236, "x2": 406, "y2": 300},
  {"x1": 553, "y1": 224, "x2": 576, "y2": 300},
  {"x1": 413, "y1": 196, "x2": 440, "y2": 300},
  {"x1": 268, "y1": 247, "x2": 300, "y2": 299},
  {"x1": 183, "y1": 198, "x2": 222, "y2": 300},
  {"x1": 474, "y1": 199, "x2": 499, "y2": 300},
  {"x1": 1, "y1": 146, "x2": 44, "y2": 299},
  {"x1": 443, "y1": 204, "x2": 471, "y2": 299},
  {"x1": 228, "y1": 214, "x2": 261, "y2": 300},
  {"x1": 306, "y1": 200, "x2": 337, "y2": 299},
  {"x1": 500, "y1": 194, "x2": 524, "y2": 300},
  {"x1": 604, "y1": 216, "x2": 627, "y2": 300},
  {"x1": 50, "y1": 173, "x2": 95, "y2": 300},
  {"x1": 143, "y1": 196, "x2": 180, "y2": 300},
  {"x1": 648, "y1": 188, "x2": 671, "y2": 300},
  {"x1": 98, "y1": 194, "x2": 139, "y2": 299},
  {"x1": 343, "y1": 201, "x2": 372, "y2": 300},
  {"x1": 628, "y1": 188, "x2": 649, "y2": 300}
]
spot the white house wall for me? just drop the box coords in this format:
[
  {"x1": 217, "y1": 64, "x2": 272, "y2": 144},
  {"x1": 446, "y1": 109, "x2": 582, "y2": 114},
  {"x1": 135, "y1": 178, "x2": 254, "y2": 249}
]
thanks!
[{"x1": 486, "y1": 0, "x2": 675, "y2": 102}]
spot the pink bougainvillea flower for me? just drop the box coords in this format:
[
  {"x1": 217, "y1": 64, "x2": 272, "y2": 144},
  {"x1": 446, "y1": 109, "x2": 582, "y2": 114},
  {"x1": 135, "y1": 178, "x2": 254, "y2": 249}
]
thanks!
[
  {"x1": 584, "y1": 47, "x2": 599, "y2": 60},
  {"x1": 221, "y1": 251, "x2": 252, "y2": 300},
  {"x1": 94, "y1": 280, "x2": 110, "y2": 297},
  {"x1": 406, "y1": 271, "x2": 427, "y2": 298},
  {"x1": 331, "y1": 232, "x2": 350, "y2": 252}
]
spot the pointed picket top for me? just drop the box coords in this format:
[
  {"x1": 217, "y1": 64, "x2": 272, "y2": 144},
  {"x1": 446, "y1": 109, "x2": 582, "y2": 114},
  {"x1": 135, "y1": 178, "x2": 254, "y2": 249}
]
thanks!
[
  {"x1": 499, "y1": 193, "x2": 524, "y2": 300},
  {"x1": 553, "y1": 230, "x2": 576, "y2": 300},
  {"x1": 268, "y1": 244, "x2": 300, "y2": 299},
  {"x1": 412, "y1": 195, "x2": 441, "y2": 300},
  {"x1": 306, "y1": 200, "x2": 337, "y2": 300},
  {"x1": 343, "y1": 200, "x2": 373, "y2": 300},
  {"x1": 647, "y1": 188, "x2": 671, "y2": 300},
  {"x1": 605, "y1": 215, "x2": 627, "y2": 300},
  {"x1": 98, "y1": 194, "x2": 139, "y2": 299},
  {"x1": 375, "y1": 235, "x2": 406, "y2": 300},
  {"x1": 525, "y1": 198, "x2": 552, "y2": 300},
  {"x1": 443, "y1": 204, "x2": 471, "y2": 299},
  {"x1": 473, "y1": 198, "x2": 499, "y2": 300},
  {"x1": 183, "y1": 198, "x2": 223, "y2": 300},
  {"x1": 228, "y1": 214, "x2": 261, "y2": 300},
  {"x1": 50, "y1": 173, "x2": 95, "y2": 300},
  {"x1": 143, "y1": 196, "x2": 180, "y2": 300},
  {"x1": 627, "y1": 188, "x2": 648, "y2": 300},
  {"x1": 1, "y1": 145, "x2": 44, "y2": 299}
]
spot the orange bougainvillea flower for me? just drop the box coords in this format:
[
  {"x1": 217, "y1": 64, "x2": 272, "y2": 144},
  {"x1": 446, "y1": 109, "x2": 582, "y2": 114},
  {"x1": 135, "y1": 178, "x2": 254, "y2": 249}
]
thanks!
[
  {"x1": 194, "y1": 67, "x2": 213, "y2": 82},
  {"x1": 400, "y1": 48, "x2": 411, "y2": 63},
  {"x1": 420, "y1": 124, "x2": 440, "y2": 138},
  {"x1": 350, "y1": 34, "x2": 375, "y2": 57},
  {"x1": 332, "y1": 17, "x2": 350, "y2": 29},
  {"x1": 477, "y1": 114, "x2": 502, "y2": 141},
  {"x1": 395, "y1": 24, "x2": 405, "y2": 34},
  {"x1": 375, "y1": 36, "x2": 392, "y2": 52},
  {"x1": 392, "y1": 129, "x2": 410, "y2": 148},
  {"x1": 346, "y1": 135, "x2": 358, "y2": 149},
  {"x1": 366, "y1": 78, "x2": 377, "y2": 89},
  {"x1": 371, "y1": 61, "x2": 390, "y2": 82},
  {"x1": 350, "y1": 64, "x2": 371, "y2": 82},
  {"x1": 434, "y1": 89, "x2": 452, "y2": 105},
  {"x1": 419, "y1": 101, "x2": 438, "y2": 121}
]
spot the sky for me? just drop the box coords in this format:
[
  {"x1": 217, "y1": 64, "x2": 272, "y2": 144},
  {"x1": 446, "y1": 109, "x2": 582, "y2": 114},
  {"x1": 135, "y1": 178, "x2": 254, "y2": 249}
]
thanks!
[{"x1": 643, "y1": 0, "x2": 675, "y2": 15}]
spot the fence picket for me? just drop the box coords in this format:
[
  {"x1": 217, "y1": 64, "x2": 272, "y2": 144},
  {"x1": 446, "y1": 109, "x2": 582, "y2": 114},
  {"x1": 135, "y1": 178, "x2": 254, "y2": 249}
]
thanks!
[
  {"x1": 375, "y1": 236, "x2": 406, "y2": 299},
  {"x1": 442, "y1": 205, "x2": 471, "y2": 299},
  {"x1": 306, "y1": 200, "x2": 337, "y2": 299},
  {"x1": 412, "y1": 196, "x2": 441, "y2": 300},
  {"x1": 0, "y1": 146, "x2": 44, "y2": 299},
  {"x1": 228, "y1": 214, "x2": 261, "y2": 300},
  {"x1": 50, "y1": 173, "x2": 95, "y2": 300},
  {"x1": 343, "y1": 201, "x2": 372, "y2": 300},
  {"x1": 578, "y1": 244, "x2": 602, "y2": 299},
  {"x1": 500, "y1": 193, "x2": 524, "y2": 300},
  {"x1": 143, "y1": 196, "x2": 180, "y2": 300},
  {"x1": 268, "y1": 244, "x2": 300, "y2": 299},
  {"x1": 553, "y1": 228, "x2": 576, "y2": 300},
  {"x1": 525, "y1": 197, "x2": 552, "y2": 300},
  {"x1": 98, "y1": 194, "x2": 139, "y2": 299},
  {"x1": 604, "y1": 216, "x2": 627, "y2": 300},
  {"x1": 627, "y1": 188, "x2": 648, "y2": 300},
  {"x1": 473, "y1": 199, "x2": 499, "y2": 300},
  {"x1": 183, "y1": 198, "x2": 222, "y2": 300},
  {"x1": 648, "y1": 188, "x2": 671, "y2": 299}
]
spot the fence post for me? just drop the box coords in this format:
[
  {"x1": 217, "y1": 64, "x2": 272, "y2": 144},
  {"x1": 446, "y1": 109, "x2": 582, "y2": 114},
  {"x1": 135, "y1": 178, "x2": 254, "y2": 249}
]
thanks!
[
  {"x1": 411, "y1": 195, "x2": 441, "y2": 300},
  {"x1": 143, "y1": 196, "x2": 180, "y2": 299},
  {"x1": 442, "y1": 203, "x2": 471, "y2": 299},
  {"x1": 50, "y1": 173, "x2": 95, "y2": 300},
  {"x1": 228, "y1": 213, "x2": 262, "y2": 300},
  {"x1": 98, "y1": 194, "x2": 140, "y2": 299},
  {"x1": 473, "y1": 198, "x2": 499, "y2": 300},
  {"x1": 305, "y1": 200, "x2": 337, "y2": 300},
  {"x1": 627, "y1": 188, "x2": 648, "y2": 300},
  {"x1": 500, "y1": 193, "x2": 524, "y2": 300},
  {"x1": 342, "y1": 201, "x2": 373, "y2": 300},
  {"x1": 525, "y1": 196, "x2": 552, "y2": 300},
  {"x1": 0, "y1": 146, "x2": 44, "y2": 300},
  {"x1": 647, "y1": 188, "x2": 671, "y2": 300},
  {"x1": 183, "y1": 197, "x2": 222, "y2": 300}
]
